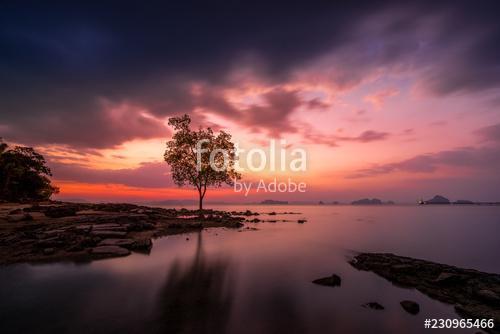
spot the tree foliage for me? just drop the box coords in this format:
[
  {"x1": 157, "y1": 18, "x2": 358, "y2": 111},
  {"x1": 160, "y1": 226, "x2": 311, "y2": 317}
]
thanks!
[
  {"x1": 0, "y1": 138, "x2": 59, "y2": 202},
  {"x1": 164, "y1": 115, "x2": 241, "y2": 210}
]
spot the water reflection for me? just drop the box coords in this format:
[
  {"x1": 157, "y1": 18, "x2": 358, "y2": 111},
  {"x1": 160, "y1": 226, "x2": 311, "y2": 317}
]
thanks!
[
  {"x1": 1, "y1": 205, "x2": 499, "y2": 333},
  {"x1": 155, "y1": 232, "x2": 233, "y2": 333},
  {"x1": 245, "y1": 285, "x2": 308, "y2": 334}
]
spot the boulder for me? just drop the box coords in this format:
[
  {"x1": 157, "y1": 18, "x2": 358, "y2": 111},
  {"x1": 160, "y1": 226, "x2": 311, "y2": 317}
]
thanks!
[
  {"x1": 400, "y1": 300, "x2": 420, "y2": 315},
  {"x1": 132, "y1": 238, "x2": 153, "y2": 251},
  {"x1": 362, "y1": 302, "x2": 384, "y2": 310},
  {"x1": 312, "y1": 274, "x2": 341, "y2": 287}
]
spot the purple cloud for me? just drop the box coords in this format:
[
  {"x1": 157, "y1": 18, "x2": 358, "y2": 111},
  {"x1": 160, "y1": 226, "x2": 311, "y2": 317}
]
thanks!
[
  {"x1": 475, "y1": 123, "x2": 500, "y2": 143},
  {"x1": 49, "y1": 161, "x2": 175, "y2": 188},
  {"x1": 349, "y1": 145, "x2": 500, "y2": 178}
]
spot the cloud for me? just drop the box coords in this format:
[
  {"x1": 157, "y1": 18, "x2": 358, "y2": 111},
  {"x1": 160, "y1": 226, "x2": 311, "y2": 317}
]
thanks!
[
  {"x1": 475, "y1": 123, "x2": 500, "y2": 143},
  {"x1": 348, "y1": 145, "x2": 500, "y2": 178},
  {"x1": 191, "y1": 86, "x2": 312, "y2": 135},
  {"x1": 338, "y1": 130, "x2": 390, "y2": 142},
  {"x1": 364, "y1": 88, "x2": 400, "y2": 108},
  {"x1": 2, "y1": 2, "x2": 500, "y2": 149},
  {"x1": 299, "y1": 122, "x2": 390, "y2": 147},
  {"x1": 49, "y1": 161, "x2": 175, "y2": 188},
  {"x1": 2, "y1": 99, "x2": 168, "y2": 149}
]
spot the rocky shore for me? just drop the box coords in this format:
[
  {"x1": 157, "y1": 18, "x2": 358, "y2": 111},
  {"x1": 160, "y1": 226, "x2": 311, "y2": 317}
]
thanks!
[
  {"x1": 350, "y1": 252, "x2": 500, "y2": 333},
  {"x1": 0, "y1": 202, "x2": 251, "y2": 265}
]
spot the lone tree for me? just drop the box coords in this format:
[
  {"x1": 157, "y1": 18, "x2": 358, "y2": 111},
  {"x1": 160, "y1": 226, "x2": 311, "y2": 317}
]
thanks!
[
  {"x1": 0, "y1": 138, "x2": 59, "y2": 202},
  {"x1": 164, "y1": 115, "x2": 241, "y2": 210}
]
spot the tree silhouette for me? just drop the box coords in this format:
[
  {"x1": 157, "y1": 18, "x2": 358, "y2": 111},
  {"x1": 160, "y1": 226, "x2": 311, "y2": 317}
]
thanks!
[
  {"x1": 0, "y1": 139, "x2": 58, "y2": 201},
  {"x1": 164, "y1": 115, "x2": 241, "y2": 210}
]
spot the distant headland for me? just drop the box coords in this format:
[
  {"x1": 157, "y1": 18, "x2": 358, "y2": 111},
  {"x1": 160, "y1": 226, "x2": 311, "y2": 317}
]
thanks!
[
  {"x1": 418, "y1": 195, "x2": 500, "y2": 205},
  {"x1": 351, "y1": 198, "x2": 395, "y2": 205}
]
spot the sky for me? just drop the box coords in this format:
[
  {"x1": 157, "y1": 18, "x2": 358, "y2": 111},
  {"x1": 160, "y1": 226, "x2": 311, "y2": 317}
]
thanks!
[{"x1": 1, "y1": 1, "x2": 500, "y2": 203}]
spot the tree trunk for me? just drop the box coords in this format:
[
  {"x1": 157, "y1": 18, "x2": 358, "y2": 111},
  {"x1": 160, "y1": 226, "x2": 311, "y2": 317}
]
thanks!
[{"x1": 198, "y1": 191, "x2": 203, "y2": 211}]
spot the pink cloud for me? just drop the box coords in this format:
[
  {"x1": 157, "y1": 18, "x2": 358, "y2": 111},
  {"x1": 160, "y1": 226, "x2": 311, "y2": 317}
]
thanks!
[{"x1": 364, "y1": 88, "x2": 400, "y2": 109}]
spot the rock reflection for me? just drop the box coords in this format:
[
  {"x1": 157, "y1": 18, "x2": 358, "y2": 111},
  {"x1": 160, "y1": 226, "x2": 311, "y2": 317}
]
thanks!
[{"x1": 155, "y1": 232, "x2": 232, "y2": 333}]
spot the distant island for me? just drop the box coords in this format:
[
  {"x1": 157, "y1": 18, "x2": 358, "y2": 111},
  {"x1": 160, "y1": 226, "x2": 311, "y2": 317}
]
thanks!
[
  {"x1": 260, "y1": 199, "x2": 289, "y2": 205},
  {"x1": 419, "y1": 195, "x2": 500, "y2": 205},
  {"x1": 351, "y1": 198, "x2": 395, "y2": 205},
  {"x1": 419, "y1": 195, "x2": 451, "y2": 205}
]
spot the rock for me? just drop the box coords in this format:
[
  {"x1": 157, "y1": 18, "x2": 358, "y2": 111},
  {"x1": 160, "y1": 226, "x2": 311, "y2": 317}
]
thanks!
[
  {"x1": 78, "y1": 237, "x2": 99, "y2": 248},
  {"x1": 132, "y1": 238, "x2": 152, "y2": 251},
  {"x1": 74, "y1": 225, "x2": 92, "y2": 233},
  {"x1": 36, "y1": 237, "x2": 64, "y2": 248},
  {"x1": 362, "y1": 302, "x2": 384, "y2": 310},
  {"x1": 312, "y1": 274, "x2": 341, "y2": 287},
  {"x1": 44, "y1": 206, "x2": 77, "y2": 218},
  {"x1": 43, "y1": 248, "x2": 55, "y2": 255},
  {"x1": 91, "y1": 246, "x2": 130, "y2": 256},
  {"x1": 235, "y1": 210, "x2": 259, "y2": 216},
  {"x1": 98, "y1": 238, "x2": 135, "y2": 248},
  {"x1": 0, "y1": 201, "x2": 278, "y2": 265},
  {"x1": 476, "y1": 289, "x2": 500, "y2": 303},
  {"x1": 91, "y1": 230, "x2": 127, "y2": 238},
  {"x1": 433, "y1": 272, "x2": 467, "y2": 284},
  {"x1": 92, "y1": 223, "x2": 128, "y2": 232},
  {"x1": 7, "y1": 213, "x2": 33, "y2": 222},
  {"x1": 297, "y1": 219, "x2": 306, "y2": 224},
  {"x1": 400, "y1": 300, "x2": 420, "y2": 315},
  {"x1": 350, "y1": 253, "x2": 500, "y2": 325},
  {"x1": 28, "y1": 212, "x2": 47, "y2": 220},
  {"x1": 226, "y1": 221, "x2": 244, "y2": 228}
]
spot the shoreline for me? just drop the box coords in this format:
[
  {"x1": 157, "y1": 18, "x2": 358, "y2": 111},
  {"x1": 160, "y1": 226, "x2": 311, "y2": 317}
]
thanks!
[
  {"x1": 350, "y1": 252, "x2": 500, "y2": 333},
  {"x1": 0, "y1": 201, "x2": 257, "y2": 265}
]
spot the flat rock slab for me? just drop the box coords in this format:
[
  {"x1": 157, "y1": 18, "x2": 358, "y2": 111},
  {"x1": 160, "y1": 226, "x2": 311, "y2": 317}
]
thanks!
[
  {"x1": 92, "y1": 224, "x2": 128, "y2": 231},
  {"x1": 7, "y1": 214, "x2": 32, "y2": 222},
  {"x1": 350, "y1": 252, "x2": 500, "y2": 333},
  {"x1": 77, "y1": 210, "x2": 118, "y2": 215},
  {"x1": 91, "y1": 230, "x2": 127, "y2": 238},
  {"x1": 0, "y1": 201, "x2": 246, "y2": 265},
  {"x1": 98, "y1": 238, "x2": 135, "y2": 248},
  {"x1": 91, "y1": 246, "x2": 130, "y2": 256}
]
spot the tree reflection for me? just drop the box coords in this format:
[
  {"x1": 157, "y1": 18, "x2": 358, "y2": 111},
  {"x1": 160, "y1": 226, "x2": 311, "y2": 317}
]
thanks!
[{"x1": 155, "y1": 232, "x2": 232, "y2": 333}]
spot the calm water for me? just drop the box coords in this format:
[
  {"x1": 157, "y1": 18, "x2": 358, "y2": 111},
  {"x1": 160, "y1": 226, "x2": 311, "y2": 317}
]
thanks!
[{"x1": 1, "y1": 205, "x2": 500, "y2": 334}]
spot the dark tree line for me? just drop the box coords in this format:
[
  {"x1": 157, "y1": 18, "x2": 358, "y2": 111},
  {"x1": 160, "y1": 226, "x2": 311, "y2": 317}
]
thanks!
[{"x1": 0, "y1": 139, "x2": 58, "y2": 202}]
